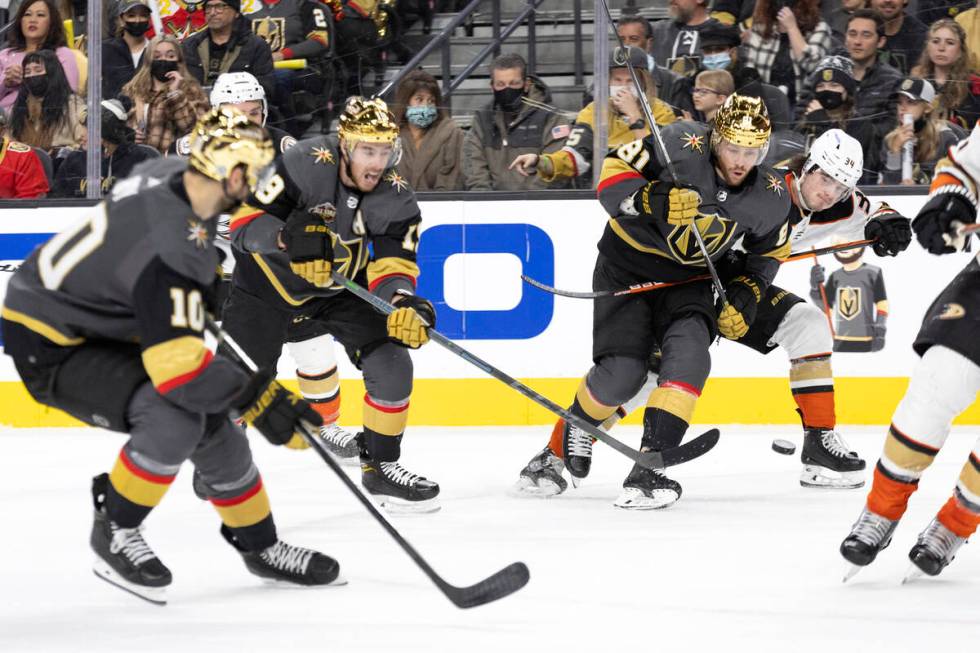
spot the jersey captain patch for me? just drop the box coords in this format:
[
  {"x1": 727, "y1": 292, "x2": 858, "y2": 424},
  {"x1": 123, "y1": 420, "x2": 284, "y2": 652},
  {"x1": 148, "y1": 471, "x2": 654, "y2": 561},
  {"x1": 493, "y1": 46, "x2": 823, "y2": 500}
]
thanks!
[
  {"x1": 680, "y1": 132, "x2": 704, "y2": 154},
  {"x1": 666, "y1": 213, "x2": 737, "y2": 264}
]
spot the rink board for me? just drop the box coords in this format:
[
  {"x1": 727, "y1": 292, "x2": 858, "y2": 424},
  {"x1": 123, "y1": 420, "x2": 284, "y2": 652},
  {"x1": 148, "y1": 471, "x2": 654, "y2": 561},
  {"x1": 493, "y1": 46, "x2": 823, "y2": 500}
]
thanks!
[{"x1": 3, "y1": 194, "x2": 980, "y2": 427}]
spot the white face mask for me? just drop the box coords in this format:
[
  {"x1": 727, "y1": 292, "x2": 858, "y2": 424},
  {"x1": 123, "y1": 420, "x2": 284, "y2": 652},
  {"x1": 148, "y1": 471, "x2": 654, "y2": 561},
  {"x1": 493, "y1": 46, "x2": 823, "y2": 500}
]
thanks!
[{"x1": 609, "y1": 84, "x2": 638, "y2": 99}]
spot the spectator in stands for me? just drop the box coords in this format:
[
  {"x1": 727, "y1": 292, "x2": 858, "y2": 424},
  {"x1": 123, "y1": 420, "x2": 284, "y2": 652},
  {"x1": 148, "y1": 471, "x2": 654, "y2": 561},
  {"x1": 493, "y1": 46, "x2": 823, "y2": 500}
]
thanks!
[
  {"x1": 6, "y1": 49, "x2": 84, "y2": 154},
  {"x1": 617, "y1": 15, "x2": 693, "y2": 115},
  {"x1": 796, "y1": 55, "x2": 879, "y2": 180},
  {"x1": 912, "y1": 19, "x2": 979, "y2": 128},
  {"x1": 509, "y1": 46, "x2": 675, "y2": 187},
  {"x1": 955, "y1": 0, "x2": 980, "y2": 69},
  {"x1": 710, "y1": 0, "x2": 754, "y2": 29},
  {"x1": 245, "y1": 0, "x2": 330, "y2": 136},
  {"x1": 462, "y1": 53, "x2": 569, "y2": 191},
  {"x1": 870, "y1": 0, "x2": 928, "y2": 75},
  {"x1": 390, "y1": 69, "x2": 464, "y2": 191},
  {"x1": 919, "y1": 0, "x2": 974, "y2": 27},
  {"x1": 182, "y1": 0, "x2": 275, "y2": 99},
  {"x1": 827, "y1": 0, "x2": 866, "y2": 46},
  {"x1": 691, "y1": 69, "x2": 733, "y2": 123},
  {"x1": 0, "y1": 0, "x2": 82, "y2": 112},
  {"x1": 334, "y1": 0, "x2": 384, "y2": 97},
  {"x1": 0, "y1": 134, "x2": 49, "y2": 198},
  {"x1": 53, "y1": 97, "x2": 157, "y2": 198},
  {"x1": 881, "y1": 78, "x2": 959, "y2": 184},
  {"x1": 649, "y1": 0, "x2": 723, "y2": 78},
  {"x1": 102, "y1": 0, "x2": 151, "y2": 101},
  {"x1": 842, "y1": 10, "x2": 903, "y2": 139},
  {"x1": 122, "y1": 35, "x2": 210, "y2": 154},
  {"x1": 741, "y1": 0, "x2": 833, "y2": 108}
]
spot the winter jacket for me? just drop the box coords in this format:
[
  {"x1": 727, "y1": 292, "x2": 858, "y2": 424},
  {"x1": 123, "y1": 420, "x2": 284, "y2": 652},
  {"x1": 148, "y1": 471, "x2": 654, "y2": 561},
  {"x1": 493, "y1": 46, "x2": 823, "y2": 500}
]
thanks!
[
  {"x1": 740, "y1": 21, "x2": 834, "y2": 103},
  {"x1": 396, "y1": 116, "x2": 465, "y2": 191},
  {"x1": 52, "y1": 141, "x2": 158, "y2": 198},
  {"x1": 0, "y1": 46, "x2": 81, "y2": 111},
  {"x1": 462, "y1": 76, "x2": 570, "y2": 191},
  {"x1": 6, "y1": 94, "x2": 86, "y2": 153},
  {"x1": 102, "y1": 36, "x2": 146, "y2": 101},
  {"x1": 182, "y1": 16, "x2": 275, "y2": 98},
  {"x1": 127, "y1": 84, "x2": 211, "y2": 154}
]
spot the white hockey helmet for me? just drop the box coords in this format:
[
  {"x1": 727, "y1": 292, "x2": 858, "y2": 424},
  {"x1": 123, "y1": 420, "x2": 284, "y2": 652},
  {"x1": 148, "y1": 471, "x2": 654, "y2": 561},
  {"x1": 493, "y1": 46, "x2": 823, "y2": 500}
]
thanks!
[
  {"x1": 210, "y1": 72, "x2": 267, "y2": 126},
  {"x1": 804, "y1": 129, "x2": 863, "y2": 190}
]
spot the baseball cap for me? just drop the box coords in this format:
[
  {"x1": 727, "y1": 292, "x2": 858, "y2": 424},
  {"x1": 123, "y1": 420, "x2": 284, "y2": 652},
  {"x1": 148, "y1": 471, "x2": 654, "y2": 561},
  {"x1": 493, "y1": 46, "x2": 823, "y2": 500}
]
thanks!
[{"x1": 894, "y1": 78, "x2": 936, "y2": 103}]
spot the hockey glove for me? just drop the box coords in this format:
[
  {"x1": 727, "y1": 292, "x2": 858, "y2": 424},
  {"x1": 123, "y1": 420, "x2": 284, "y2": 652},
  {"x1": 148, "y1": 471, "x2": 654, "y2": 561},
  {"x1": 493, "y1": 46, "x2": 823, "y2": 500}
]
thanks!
[
  {"x1": 912, "y1": 193, "x2": 976, "y2": 255},
  {"x1": 282, "y1": 216, "x2": 335, "y2": 287},
  {"x1": 865, "y1": 216, "x2": 912, "y2": 257},
  {"x1": 637, "y1": 181, "x2": 701, "y2": 226},
  {"x1": 871, "y1": 324, "x2": 886, "y2": 352},
  {"x1": 717, "y1": 275, "x2": 761, "y2": 340},
  {"x1": 809, "y1": 262, "x2": 826, "y2": 289},
  {"x1": 235, "y1": 371, "x2": 323, "y2": 449},
  {"x1": 387, "y1": 291, "x2": 436, "y2": 349}
]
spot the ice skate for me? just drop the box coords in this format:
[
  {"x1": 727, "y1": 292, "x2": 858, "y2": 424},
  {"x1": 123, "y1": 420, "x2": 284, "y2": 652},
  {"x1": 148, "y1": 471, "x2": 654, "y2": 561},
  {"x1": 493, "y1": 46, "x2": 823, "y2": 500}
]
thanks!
[
  {"x1": 839, "y1": 506, "x2": 899, "y2": 582},
  {"x1": 514, "y1": 447, "x2": 568, "y2": 497},
  {"x1": 614, "y1": 462, "x2": 682, "y2": 510},
  {"x1": 800, "y1": 428, "x2": 866, "y2": 489},
  {"x1": 361, "y1": 455, "x2": 441, "y2": 514},
  {"x1": 318, "y1": 423, "x2": 360, "y2": 465},
  {"x1": 903, "y1": 518, "x2": 968, "y2": 582},
  {"x1": 562, "y1": 421, "x2": 594, "y2": 487},
  {"x1": 89, "y1": 474, "x2": 172, "y2": 605},
  {"x1": 221, "y1": 525, "x2": 345, "y2": 586}
]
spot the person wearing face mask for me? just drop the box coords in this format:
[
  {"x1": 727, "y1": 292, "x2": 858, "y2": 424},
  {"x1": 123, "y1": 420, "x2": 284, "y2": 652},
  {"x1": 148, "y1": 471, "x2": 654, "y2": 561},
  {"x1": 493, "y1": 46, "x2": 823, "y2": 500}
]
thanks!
[
  {"x1": 462, "y1": 52, "x2": 569, "y2": 191},
  {"x1": 881, "y1": 78, "x2": 960, "y2": 185},
  {"x1": 391, "y1": 69, "x2": 464, "y2": 191},
  {"x1": 5, "y1": 48, "x2": 84, "y2": 154},
  {"x1": 102, "y1": 0, "x2": 152, "y2": 101},
  {"x1": 798, "y1": 56, "x2": 879, "y2": 183},
  {"x1": 122, "y1": 35, "x2": 210, "y2": 154},
  {"x1": 53, "y1": 97, "x2": 158, "y2": 198},
  {"x1": 509, "y1": 46, "x2": 675, "y2": 187}
]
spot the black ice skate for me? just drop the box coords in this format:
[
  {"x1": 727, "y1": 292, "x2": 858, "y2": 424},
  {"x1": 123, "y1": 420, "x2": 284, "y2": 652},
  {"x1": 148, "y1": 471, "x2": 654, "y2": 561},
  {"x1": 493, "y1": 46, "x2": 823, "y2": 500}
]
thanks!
[
  {"x1": 318, "y1": 422, "x2": 360, "y2": 465},
  {"x1": 221, "y1": 525, "x2": 345, "y2": 586},
  {"x1": 361, "y1": 452, "x2": 440, "y2": 514},
  {"x1": 904, "y1": 518, "x2": 968, "y2": 582},
  {"x1": 800, "y1": 428, "x2": 866, "y2": 489},
  {"x1": 614, "y1": 462, "x2": 682, "y2": 510},
  {"x1": 514, "y1": 447, "x2": 568, "y2": 497},
  {"x1": 562, "y1": 421, "x2": 593, "y2": 487},
  {"x1": 89, "y1": 474, "x2": 172, "y2": 605},
  {"x1": 840, "y1": 506, "x2": 899, "y2": 582}
]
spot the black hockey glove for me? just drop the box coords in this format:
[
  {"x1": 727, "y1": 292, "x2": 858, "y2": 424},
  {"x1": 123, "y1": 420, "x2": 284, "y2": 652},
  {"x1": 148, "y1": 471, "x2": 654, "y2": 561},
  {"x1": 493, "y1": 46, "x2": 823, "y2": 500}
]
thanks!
[
  {"x1": 912, "y1": 193, "x2": 976, "y2": 255},
  {"x1": 717, "y1": 275, "x2": 761, "y2": 340},
  {"x1": 871, "y1": 324, "x2": 886, "y2": 352},
  {"x1": 235, "y1": 370, "x2": 323, "y2": 449},
  {"x1": 281, "y1": 216, "x2": 335, "y2": 287},
  {"x1": 388, "y1": 290, "x2": 436, "y2": 349},
  {"x1": 865, "y1": 216, "x2": 912, "y2": 257}
]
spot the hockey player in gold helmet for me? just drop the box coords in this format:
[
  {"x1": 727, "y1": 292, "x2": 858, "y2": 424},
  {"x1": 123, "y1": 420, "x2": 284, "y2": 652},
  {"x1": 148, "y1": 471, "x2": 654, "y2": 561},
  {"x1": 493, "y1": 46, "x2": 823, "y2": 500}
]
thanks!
[
  {"x1": 710, "y1": 93, "x2": 771, "y2": 186},
  {"x1": 337, "y1": 96, "x2": 402, "y2": 193}
]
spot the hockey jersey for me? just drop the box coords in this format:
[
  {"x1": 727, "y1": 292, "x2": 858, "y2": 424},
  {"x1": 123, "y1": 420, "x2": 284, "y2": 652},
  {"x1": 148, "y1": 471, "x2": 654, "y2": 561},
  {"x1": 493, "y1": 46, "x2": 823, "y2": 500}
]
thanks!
[
  {"x1": 242, "y1": 0, "x2": 330, "y2": 59},
  {"x1": 0, "y1": 138, "x2": 48, "y2": 199},
  {"x1": 819, "y1": 262, "x2": 888, "y2": 352},
  {"x1": 1, "y1": 158, "x2": 248, "y2": 412},
  {"x1": 596, "y1": 121, "x2": 792, "y2": 284},
  {"x1": 230, "y1": 135, "x2": 421, "y2": 305}
]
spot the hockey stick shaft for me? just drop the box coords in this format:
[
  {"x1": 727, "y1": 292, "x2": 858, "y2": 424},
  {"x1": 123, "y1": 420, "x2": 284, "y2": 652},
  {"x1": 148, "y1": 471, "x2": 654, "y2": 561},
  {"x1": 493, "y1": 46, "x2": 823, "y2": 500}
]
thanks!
[
  {"x1": 809, "y1": 247, "x2": 836, "y2": 337},
  {"x1": 522, "y1": 238, "x2": 877, "y2": 299},
  {"x1": 330, "y1": 270, "x2": 666, "y2": 470},
  {"x1": 204, "y1": 315, "x2": 529, "y2": 609}
]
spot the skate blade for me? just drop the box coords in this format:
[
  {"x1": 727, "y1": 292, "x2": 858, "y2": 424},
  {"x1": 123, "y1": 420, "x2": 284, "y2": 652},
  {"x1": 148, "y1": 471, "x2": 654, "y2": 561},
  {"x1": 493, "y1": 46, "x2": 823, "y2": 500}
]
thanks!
[
  {"x1": 613, "y1": 487, "x2": 678, "y2": 511},
  {"x1": 902, "y1": 565, "x2": 924, "y2": 584},
  {"x1": 842, "y1": 563, "x2": 863, "y2": 583},
  {"x1": 260, "y1": 572, "x2": 349, "y2": 588},
  {"x1": 376, "y1": 495, "x2": 441, "y2": 515},
  {"x1": 569, "y1": 474, "x2": 585, "y2": 489},
  {"x1": 512, "y1": 476, "x2": 565, "y2": 498},
  {"x1": 93, "y1": 558, "x2": 167, "y2": 606},
  {"x1": 800, "y1": 466, "x2": 865, "y2": 490}
]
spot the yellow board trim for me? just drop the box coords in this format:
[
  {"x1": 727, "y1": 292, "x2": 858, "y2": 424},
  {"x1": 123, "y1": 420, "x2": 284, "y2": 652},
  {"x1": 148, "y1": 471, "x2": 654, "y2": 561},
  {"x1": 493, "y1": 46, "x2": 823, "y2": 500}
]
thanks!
[{"x1": 6, "y1": 377, "x2": 980, "y2": 427}]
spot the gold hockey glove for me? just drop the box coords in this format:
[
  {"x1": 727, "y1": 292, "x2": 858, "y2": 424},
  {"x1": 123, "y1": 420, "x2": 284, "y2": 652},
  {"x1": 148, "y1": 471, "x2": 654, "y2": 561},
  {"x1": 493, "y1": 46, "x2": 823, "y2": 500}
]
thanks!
[
  {"x1": 637, "y1": 182, "x2": 701, "y2": 226},
  {"x1": 387, "y1": 291, "x2": 436, "y2": 349},
  {"x1": 717, "y1": 275, "x2": 761, "y2": 340},
  {"x1": 282, "y1": 216, "x2": 335, "y2": 287}
]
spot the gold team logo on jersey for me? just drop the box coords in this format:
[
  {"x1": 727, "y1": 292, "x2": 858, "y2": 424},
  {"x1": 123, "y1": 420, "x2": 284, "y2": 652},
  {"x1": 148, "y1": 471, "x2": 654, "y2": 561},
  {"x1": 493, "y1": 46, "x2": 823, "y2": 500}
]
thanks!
[
  {"x1": 330, "y1": 235, "x2": 369, "y2": 284},
  {"x1": 838, "y1": 286, "x2": 861, "y2": 320},
  {"x1": 938, "y1": 302, "x2": 966, "y2": 320},
  {"x1": 311, "y1": 146, "x2": 335, "y2": 165},
  {"x1": 666, "y1": 213, "x2": 737, "y2": 264},
  {"x1": 766, "y1": 173, "x2": 784, "y2": 196},
  {"x1": 252, "y1": 17, "x2": 286, "y2": 52}
]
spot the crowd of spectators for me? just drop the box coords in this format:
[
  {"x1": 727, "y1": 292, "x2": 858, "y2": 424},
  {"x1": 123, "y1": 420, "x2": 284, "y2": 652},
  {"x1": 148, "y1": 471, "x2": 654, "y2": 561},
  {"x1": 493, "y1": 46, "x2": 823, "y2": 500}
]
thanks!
[{"x1": 2, "y1": 0, "x2": 980, "y2": 198}]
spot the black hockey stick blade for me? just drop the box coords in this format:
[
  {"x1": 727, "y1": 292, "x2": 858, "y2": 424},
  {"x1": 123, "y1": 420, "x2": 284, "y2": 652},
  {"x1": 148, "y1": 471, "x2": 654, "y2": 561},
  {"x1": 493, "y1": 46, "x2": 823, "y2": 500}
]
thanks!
[
  {"x1": 438, "y1": 562, "x2": 531, "y2": 609},
  {"x1": 661, "y1": 428, "x2": 720, "y2": 468}
]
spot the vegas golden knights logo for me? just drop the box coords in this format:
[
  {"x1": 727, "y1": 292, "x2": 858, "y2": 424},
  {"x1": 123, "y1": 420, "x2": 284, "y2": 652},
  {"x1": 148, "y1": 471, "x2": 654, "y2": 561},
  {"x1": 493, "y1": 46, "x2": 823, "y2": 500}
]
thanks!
[
  {"x1": 252, "y1": 17, "x2": 286, "y2": 52},
  {"x1": 666, "y1": 213, "x2": 737, "y2": 264},
  {"x1": 837, "y1": 286, "x2": 861, "y2": 321}
]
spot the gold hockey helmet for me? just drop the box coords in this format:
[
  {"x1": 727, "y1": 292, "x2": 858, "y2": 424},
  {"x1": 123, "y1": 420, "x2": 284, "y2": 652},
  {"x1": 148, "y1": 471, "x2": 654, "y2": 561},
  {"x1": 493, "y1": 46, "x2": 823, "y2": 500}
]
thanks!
[
  {"x1": 187, "y1": 107, "x2": 274, "y2": 191},
  {"x1": 711, "y1": 93, "x2": 771, "y2": 153},
  {"x1": 338, "y1": 96, "x2": 402, "y2": 166}
]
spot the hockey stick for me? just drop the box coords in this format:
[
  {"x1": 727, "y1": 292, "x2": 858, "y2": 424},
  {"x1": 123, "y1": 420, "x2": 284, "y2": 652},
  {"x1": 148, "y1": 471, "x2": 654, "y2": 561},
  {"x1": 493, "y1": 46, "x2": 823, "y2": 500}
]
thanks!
[
  {"x1": 520, "y1": 238, "x2": 877, "y2": 299},
  {"x1": 204, "y1": 316, "x2": 530, "y2": 609},
  {"x1": 809, "y1": 247, "x2": 836, "y2": 337},
  {"x1": 330, "y1": 270, "x2": 720, "y2": 471}
]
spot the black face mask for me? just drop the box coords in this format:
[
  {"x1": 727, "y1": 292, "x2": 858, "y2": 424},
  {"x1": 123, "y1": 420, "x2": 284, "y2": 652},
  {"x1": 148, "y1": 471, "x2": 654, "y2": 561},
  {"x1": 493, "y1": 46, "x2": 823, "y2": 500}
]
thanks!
[
  {"x1": 24, "y1": 74, "x2": 48, "y2": 97},
  {"x1": 151, "y1": 59, "x2": 179, "y2": 83},
  {"x1": 493, "y1": 86, "x2": 525, "y2": 113},
  {"x1": 123, "y1": 20, "x2": 151, "y2": 37},
  {"x1": 815, "y1": 89, "x2": 845, "y2": 111}
]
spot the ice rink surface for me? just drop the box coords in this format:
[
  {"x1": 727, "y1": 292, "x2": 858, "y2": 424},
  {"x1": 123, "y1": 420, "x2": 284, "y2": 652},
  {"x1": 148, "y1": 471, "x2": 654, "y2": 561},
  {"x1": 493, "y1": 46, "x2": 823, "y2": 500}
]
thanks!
[{"x1": 1, "y1": 424, "x2": 978, "y2": 652}]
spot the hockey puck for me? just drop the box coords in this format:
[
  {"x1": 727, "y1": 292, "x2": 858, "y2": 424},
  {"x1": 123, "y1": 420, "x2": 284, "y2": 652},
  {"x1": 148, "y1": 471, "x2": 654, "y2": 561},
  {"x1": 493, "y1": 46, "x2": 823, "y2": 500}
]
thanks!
[{"x1": 772, "y1": 439, "x2": 796, "y2": 455}]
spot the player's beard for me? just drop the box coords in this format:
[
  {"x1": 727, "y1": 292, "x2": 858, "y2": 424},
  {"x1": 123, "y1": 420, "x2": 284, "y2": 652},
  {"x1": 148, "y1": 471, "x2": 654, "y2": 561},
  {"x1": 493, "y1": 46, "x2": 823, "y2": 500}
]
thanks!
[{"x1": 220, "y1": 178, "x2": 246, "y2": 214}]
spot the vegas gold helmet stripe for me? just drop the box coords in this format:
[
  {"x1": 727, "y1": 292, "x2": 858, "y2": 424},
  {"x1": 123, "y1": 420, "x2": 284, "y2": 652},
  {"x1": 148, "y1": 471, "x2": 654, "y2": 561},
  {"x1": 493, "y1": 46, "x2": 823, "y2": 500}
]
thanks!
[{"x1": 187, "y1": 107, "x2": 275, "y2": 191}]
